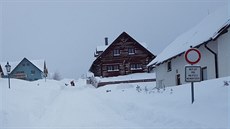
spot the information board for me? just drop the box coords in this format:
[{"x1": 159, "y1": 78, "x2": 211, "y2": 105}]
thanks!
[{"x1": 185, "y1": 66, "x2": 201, "y2": 82}]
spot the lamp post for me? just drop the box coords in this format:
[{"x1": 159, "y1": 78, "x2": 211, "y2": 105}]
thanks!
[{"x1": 5, "y1": 62, "x2": 11, "y2": 89}]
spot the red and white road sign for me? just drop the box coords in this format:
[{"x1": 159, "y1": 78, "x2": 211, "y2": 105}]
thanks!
[{"x1": 185, "y1": 48, "x2": 201, "y2": 65}]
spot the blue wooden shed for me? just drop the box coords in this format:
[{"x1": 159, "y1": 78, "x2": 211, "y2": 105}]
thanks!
[{"x1": 0, "y1": 58, "x2": 47, "y2": 81}]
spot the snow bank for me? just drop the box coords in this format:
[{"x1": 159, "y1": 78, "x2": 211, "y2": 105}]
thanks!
[
  {"x1": 0, "y1": 79, "x2": 63, "y2": 127},
  {"x1": 1, "y1": 76, "x2": 229, "y2": 129},
  {"x1": 97, "y1": 77, "x2": 230, "y2": 129},
  {"x1": 95, "y1": 72, "x2": 156, "y2": 82}
]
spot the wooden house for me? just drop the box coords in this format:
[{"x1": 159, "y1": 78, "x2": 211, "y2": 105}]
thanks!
[
  {"x1": 89, "y1": 32, "x2": 155, "y2": 77},
  {"x1": 0, "y1": 58, "x2": 48, "y2": 81}
]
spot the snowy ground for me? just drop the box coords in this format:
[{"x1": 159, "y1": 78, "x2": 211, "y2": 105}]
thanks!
[{"x1": 0, "y1": 76, "x2": 229, "y2": 129}]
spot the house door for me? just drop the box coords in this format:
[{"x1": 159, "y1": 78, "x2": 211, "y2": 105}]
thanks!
[
  {"x1": 202, "y1": 67, "x2": 207, "y2": 81},
  {"x1": 158, "y1": 80, "x2": 164, "y2": 89},
  {"x1": 176, "y1": 74, "x2": 181, "y2": 86}
]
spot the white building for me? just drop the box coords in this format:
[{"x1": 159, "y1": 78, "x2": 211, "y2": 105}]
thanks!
[{"x1": 148, "y1": 7, "x2": 230, "y2": 88}]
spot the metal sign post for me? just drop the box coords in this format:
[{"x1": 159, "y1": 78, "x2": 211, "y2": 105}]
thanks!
[
  {"x1": 185, "y1": 65, "x2": 201, "y2": 104},
  {"x1": 191, "y1": 82, "x2": 194, "y2": 104},
  {"x1": 185, "y1": 48, "x2": 201, "y2": 104}
]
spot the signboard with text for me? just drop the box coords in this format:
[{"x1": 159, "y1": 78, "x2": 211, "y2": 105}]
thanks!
[{"x1": 185, "y1": 66, "x2": 201, "y2": 82}]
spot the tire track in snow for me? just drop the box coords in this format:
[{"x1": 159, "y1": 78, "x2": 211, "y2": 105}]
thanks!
[{"x1": 34, "y1": 88, "x2": 139, "y2": 128}]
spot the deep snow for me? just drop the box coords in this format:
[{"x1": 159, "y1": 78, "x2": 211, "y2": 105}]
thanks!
[{"x1": 0, "y1": 76, "x2": 229, "y2": 129}]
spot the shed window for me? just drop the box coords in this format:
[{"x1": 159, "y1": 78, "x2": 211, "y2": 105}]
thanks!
[
  {"x1": 167, "y1": 61, "x2": 172, "y2": 72},
  {"x1": 16, "y1": 71, "x2": 24, "y2": 74},
  {"x1": 128, "y1": 48, "x2": 135, "y2": 55},
  {"x1": 113, "y1": 49, "x2": 120, "y2": 56},
  {"x1": 107, "y1": 65, "x2": 119, "y2": 72},
  {"x1": 31, "y1": 70, "x2": 35, "y2": 75},
  {"x1": 130, "y1": 64, "x2": 142, "y2": 70}
]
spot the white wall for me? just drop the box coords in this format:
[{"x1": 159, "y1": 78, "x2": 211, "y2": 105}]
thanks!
[
  {"x1": 156, "y1": 54, "x2": 186, "y2": 87},
  {"x1": 218, "y1": 29, "x2": 230, "y2": 77},
  {"x1": 155, "y1": 41, "x2": 217, "y2": 88}
]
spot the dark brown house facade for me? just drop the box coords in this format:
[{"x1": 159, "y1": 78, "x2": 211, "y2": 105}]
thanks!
[{"x1": 89, "y1": 32, "x2": 155, "y2": 77}]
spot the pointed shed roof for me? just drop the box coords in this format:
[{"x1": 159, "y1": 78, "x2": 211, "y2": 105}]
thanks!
[{"x1": 0, "y1": 58, "x2": 45, "y2": 75}]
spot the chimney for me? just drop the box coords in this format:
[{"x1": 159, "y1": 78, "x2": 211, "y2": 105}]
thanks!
[{"x1": 105, "y1": 37, "x2": 108, "y2": 46}]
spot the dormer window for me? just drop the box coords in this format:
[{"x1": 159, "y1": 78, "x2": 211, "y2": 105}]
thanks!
[
  {"x1": 113, "y1": 49, "x2": 120, "y2": 56},
  {"x1": 128, "y1": 48, "x2": 135, "y2": 55}
]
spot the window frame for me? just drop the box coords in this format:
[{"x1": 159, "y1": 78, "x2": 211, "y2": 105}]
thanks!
[
  {"x1": 113, "y1": 49, "x2": 120, "y2": 56},
  {"x1": 107, "y1": 65, "x2": 119, "y2": 72},
  {"x1": 167, "y1": 61, "x2": 172, "y2": 72},
  {"x1": 130, "y1": 64, "x2": 142, "y2": 70},
  {"x1": 31, "y1": 70, "x2": 35, "y2": 75},
  {"x1": 201, "y1": 67, "x2": 207, "y2": 81},
  {"x1": 128, "y1": 48, "x2": 135, "y2": 55}
]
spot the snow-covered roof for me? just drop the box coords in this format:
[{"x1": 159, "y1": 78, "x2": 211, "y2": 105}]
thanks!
[
  {"x1": 0, "y1": 58, "x2": 44, "y2": 75},
  {"x1": 148, "y1": 7, "x2": 230, "y2": 66},
  {"x1": 139, "y1": 42, "x2": 148, "y2": 49},
  {"x1": 96, "y1": 45, "x2": 108, "y2": 52},
  {"x1": 86, "y1": 71, "x2": 94, "y2": 78},
  {"x1": 96, "y1": 42, "x2": 149, "y2": 53},
  {"x1": 0, "y1": 61, "x2": 19, "y2": 75},
  {"x1": 30, "y1": 59, "x2": 45, "y2": 72}
]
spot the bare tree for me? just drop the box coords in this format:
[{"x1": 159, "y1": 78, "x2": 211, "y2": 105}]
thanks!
[{"x1": 43, "y1": 61, "x2": 48, "y2": 82}]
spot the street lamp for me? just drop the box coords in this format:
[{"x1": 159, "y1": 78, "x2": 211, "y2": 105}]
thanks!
[{"x1": 5, "y1": 62, "x2": 11, "y2": 89}]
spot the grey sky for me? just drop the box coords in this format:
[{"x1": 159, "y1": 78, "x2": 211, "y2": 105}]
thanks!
[{"x1": 0, "y1": 0, "x2": 227, "y2": 78}]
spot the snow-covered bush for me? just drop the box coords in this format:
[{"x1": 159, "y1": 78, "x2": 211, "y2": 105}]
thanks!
[
  {"x1": 170, "y1": 88, "x2": 173, "y2": 94},
  {"x1": 52, "y1": 72, "x2": 62, "y2": 81},
  {"x1": 223, "y1": 81, "x2": 229, "y2": 86},
  {"x1": 136, "y1": 85, "x2": 142, "y2": 92},
  {"x1": 144, "y1": 86, "x2": 148, "y2": 94}
]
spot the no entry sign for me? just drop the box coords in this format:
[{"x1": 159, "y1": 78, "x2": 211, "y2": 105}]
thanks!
[{"x1": 185, "y1": 48, "x2": 201, "y2": 65}]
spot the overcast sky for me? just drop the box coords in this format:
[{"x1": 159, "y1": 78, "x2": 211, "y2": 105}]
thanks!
[{"x1": 0, "y1": 0, "x2": 228, "y2": 79}]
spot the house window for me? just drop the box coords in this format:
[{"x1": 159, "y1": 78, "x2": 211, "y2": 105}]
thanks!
[
  {"x1": 22, "y1": 64, "x2": 25, "y2": 67},
  {"x1": 202, "y1": 67, "x2": 207, "y2": 81},
  {"x1": 130, "y1": 64, "x2": 142, "y2": 70},
  {"x1": 128, "y1": 48, "x2": 135, "y2": 55},
  {"x1": 167, "y1": 61, "x2": 172, "y2": 72},
  {"x1": 27, "y1": 63, "x2": 30, "y2": 66},
  {"x1": 107, "y1": 65, "x2": 119, "y2": 72},
  {"x1": 113, "y1": 49, "x2": 120, "y2": 56},
  {"x1": 31, "y1": 70, "x2": 35, "y2": 75}
]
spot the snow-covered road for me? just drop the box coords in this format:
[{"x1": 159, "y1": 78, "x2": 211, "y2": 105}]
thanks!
[
  {"x1": 1, "y1": 77, "x2": 229, "y2": 129},
  {"x1": 35, "y1": 88, "x2": 139, "y2": 128}
]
